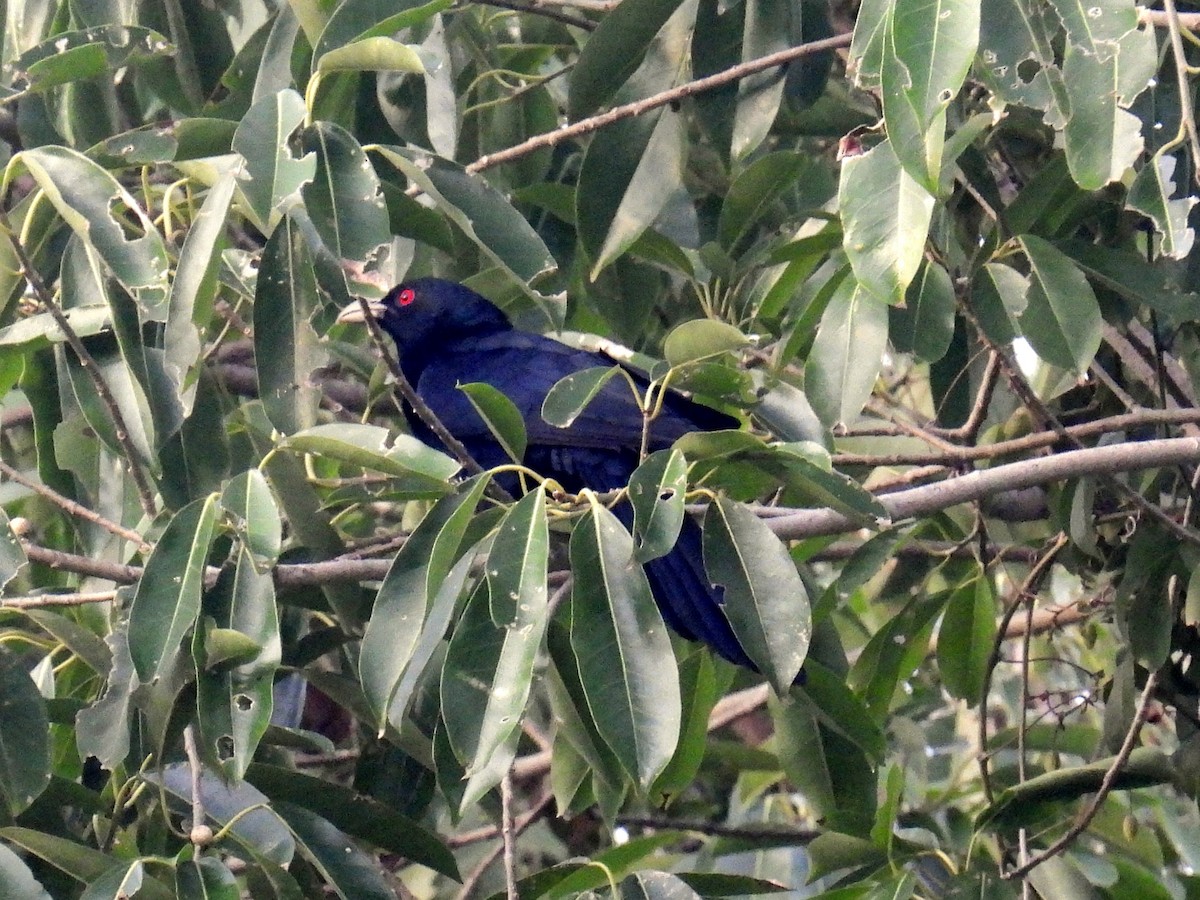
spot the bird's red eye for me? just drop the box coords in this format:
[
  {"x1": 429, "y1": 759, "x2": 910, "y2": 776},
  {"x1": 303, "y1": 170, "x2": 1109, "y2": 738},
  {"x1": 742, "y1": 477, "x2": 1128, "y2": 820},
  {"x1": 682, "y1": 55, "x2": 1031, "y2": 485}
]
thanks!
[{"x1": 397, "y1": 288, "x2": 416, "y2": 306}]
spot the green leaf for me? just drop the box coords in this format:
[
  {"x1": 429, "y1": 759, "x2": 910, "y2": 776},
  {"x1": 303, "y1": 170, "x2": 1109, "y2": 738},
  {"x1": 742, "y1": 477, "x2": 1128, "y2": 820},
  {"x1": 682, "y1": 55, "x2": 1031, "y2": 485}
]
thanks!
[
  {"x1": 906, "y1": 260, "x2": 955, "y2": 362},
  {"x1": 1017, "y1": 234, "x2": 1102, "y2": 375},
  {"x1": 299, "y1": 122, "x2": 392, "y2": 272},
  {"x1": 0, "y1": 306, "x2": 112, "y2": 350},
  {"x1": 311, "y1": 0, "x2": 455, "y2": 65},
  {"x1": 75, "y1": 632, "x2": 135, "y2": 769},
  {"x1": 756, "y1": 446, "x2": 889, "y2": 527},
  {"x1": 1061, "y1": 27, "x2": 1151, "y2": 190},
  {"x1": 10, "y1": 146, "x2": 170, "y2": 315},
  {"x1": 1058, "y1": 238, "x2": 1199, "y2": 319},
  {"x1": 221, "y1": 468, "x2": 282, "y2": 570},
  {"x1": 0, "y1": 655, "x2": 50, "y2": 816},
  {"x1": 254, "y1": 213, "x2": 328, "y2": 436},
  {"x1": 166, "y1": 172, "x2": 235, "y2": 417},
  {"x1": 1129, "y1": 151, "x2": 1197, "y2": 260},
  {"x1": 315, "y1": 37, "x2": 424, "y2": 74},
  {"x1": 804, "y1": 279, "x2": 888, "y2": 427},
  {"x1": 372, "y1": 146, "x2": 558, "y2": 296},
  {"x1": 569, "y1": 499, "x2": 681, "y2": 786},
  {"x1": 443, "y1": 571, "x2": 548, "y2": 778},
  {"x1": 976, "y1": 0, "x2": 1068, "y2": 125},
  {"x1": 662, "y1": 320, "x2": 751, "y2": 367},
  {"x1": 936, "y1": 577, "x2": 997, "y2": 705},
  {"x1": 176, "y1": 857, "x2": 238, "y2": 900},
  {"x1": 568, "y1": 0, "x2": 688, "y2": 120},
  {"x1": 13, "y1": 26, "x2": 173, "y2": 93},
  {"x1": 195, "y1": 549, "x2": 280, "y2": 781},
  {"x1": 628, "y1": 449, "x2": 688, "y2": 563},
  {"x1": 969, "y1": 262, "x2": 1027, "y2": 346},
  {"x1": 837, "y1": 138, "x2": 934, "y2": 302},
  {"x1": 578, "y1": 108, "x2": 686, "y2": 280},
  {"x1": 0, "y1": 841, "x2": 51, "y2": 900},
  {"x1": 881, "y1": 0, "x2": 979, "y2": 190},
  {"x1": 271, "y1": 804, "x2": 393, "y2": 900},
  {"x1": 459, "y1": 382, "x2": 528, "y2": 465},
  {"x1": 0, "y1": 828, "x2": 124, "y2": 889},
  {"x1": 128, "y1": 495, "x2": 221, "y2": 683},
  {"x1": 282, "y1": 423, "x2": 460, "y2": 489},
  {"x1": 1050, "y1": 0, "x2": 1138, "y2": 57},
  {"x1": 231, "y1": 89, "x2": 316, "y2": 233},
  {"x1": 850, "y1": 590, "x2": 946, "y2": 717},
  {"x1": 245, "y1": 764, "x2": 459, "y2": 880},
  {"x1": 486, "y1": 489, "x2": 549, "y2": 626},
  {"x1": 719, "y1": 151, "x2": 808, "y2": 250},
  {"x1": 731, "y1": 0, "x2": 791, "y2": 159},
  {"x1": 702, "y1": 496, "x2": 810, "y2": 692},
  {"x1": 541, "y1": 366, "x2": 623, "y2": 428},
  {"x1": 359, "y1": 477, "x2": 490, "y2": 728}
]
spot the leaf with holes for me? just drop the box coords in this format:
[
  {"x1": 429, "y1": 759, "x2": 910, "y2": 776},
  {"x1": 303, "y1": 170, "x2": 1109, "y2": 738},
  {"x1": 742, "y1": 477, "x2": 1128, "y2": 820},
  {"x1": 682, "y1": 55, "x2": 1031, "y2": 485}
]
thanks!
[{"x1": 628, "y1": 449, "x2": 688, "y2": 563}]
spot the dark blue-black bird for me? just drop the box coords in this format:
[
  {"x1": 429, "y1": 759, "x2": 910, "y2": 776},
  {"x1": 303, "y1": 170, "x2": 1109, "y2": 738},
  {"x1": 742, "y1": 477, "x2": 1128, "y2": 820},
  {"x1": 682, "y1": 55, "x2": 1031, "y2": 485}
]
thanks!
[{"x1": 337, "y1": 277, "x2": 756, "y2": 671}]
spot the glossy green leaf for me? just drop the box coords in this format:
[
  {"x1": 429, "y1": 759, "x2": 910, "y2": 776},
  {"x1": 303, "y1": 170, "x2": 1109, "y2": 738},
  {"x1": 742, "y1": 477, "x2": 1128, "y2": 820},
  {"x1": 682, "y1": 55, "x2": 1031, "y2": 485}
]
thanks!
[
  {"x1": 936, "y1": 577, "x2": 996, "y2": 705},
  {"x1": 270, "y1": 804, "x2": 393, "y2": 900},
  {"x1": 1050, "y1": 0, "x2": 1137, "y2": 56},
  {"x1": 838, "y1": 139, "x2": 934, "y2": 303},
  {"x1": 282, "y1": 423, "x2": 460, "y2": 487},
  {"x1": 1017, "y1": 234, "x2": 1101, "y2": 375},
  {"x1": 0, "y1": 655, "x2": 50, "y2": 816},
  {"x1": 850, "y1": 591, "x2": 946, "y2": 717},
  {"x1": 907, "y1": 260, "x2": 955, "y2": 362},
  {"x1": 196, "y1": 548, "x2": 280, "y2": 781},
  {"x1": 0, "y1": 841, "x2": 50, "y2": 900},
  {"x1": 569, "y1": 499, "x2": 681, "y2": 786},
  {"x1": 650, "y1": 650, "x2": 721, "y2": 799},
  {"x1": 459, "y1": 382, "x2": 528, "y2": 465},
  {"x1": 300, "y1": 122, "x2": 391, "y2": 272},
  {"x1": 360, "y1": 477, "x2": 489, "y2": 727},
  {"x1": 165, "y1": 171, "x2": 235, "y2": 416},
  {"x1": 128, "y1": 495, "x2": 220, "y2": 683},
  {"x1": 1061, "y1": 27, "x2": 1152, "y2": 190},
  {"x1": 315, "y1": 37, "x2": 423, "y2": 74},
  {"x1": 372, "y1": 146, "x2": 557, "y2": 293},
  {"x1": 628, "y1": 448, "x2": 688, "y2": 563},
  {"x1": 254, "y1": 213, "x2": 327, "y2": 436},
  {"x1": 75, "y1": 632, "x2": 135, "y2": 769},
  {"x1": 541, "y1": 366, "x2": 623, "y2": 428},
  {"x1": 663, "y1": 320, "x2": 751, "y2": 367},
  {"x1": 245, "y1": 764, "x2": 459, "y2": 879},
  {"x1": 759, "y1": 446, "x2": 889, "y2": 527},
  {"x1": 0, "y1": 828, "x2": 126, "y2": 890},
  {"x1": 10, "y1": 146, "x2": 170, "y2": 315},
  {"x1": 311, "y1": 0, "x2": 454, "y2": 65},
  {"x1": 14, "y1": 25, "x2": 169, "y2": 96},
  {"x1": 443, "y1": 571, "x2": 548, "y2": 777},
  {"x1": 568, "y1": 0, "x2": 688, "y2": 120},
  {"x1": 719, "y1": 151, "x2": 808, "y2": 250},
  {"x1": 578, "y1": 107, "x2": 685, "y2": 281},
  {"x1": 969, "y1": 262, "x2": 1027, "y2": 346},
  {"x1": 702, "y1": 495, "x2": 810, "y2": 692},
  {"x1": 176, "y1": 857, "x2": 238, "y2": 900},
  {"x1": 486, "y1": 489, "x2": 549, "y2": 626},
  {"x1": 221, "y1": 468, "x2": 282, "y2": 570},
  {"x1": 151, "y1": 766, "x2": 295, "y2": 866},
  {"x1": 231, "y1": 89, "x2": 316, "y2": 233},
  {"x1": 0, "y1": 306, "x2": 111, "y2": 349},
  {"x1": 1129, "y1": 152, "x2": 1197, "y2": 260},
  {"x1": 804, "y1": 279, "x2": 888, "y2": 427},
  {"x1": 881, "y1": 0, "x2": 979, "y2": 190},
  {"x1": 976, "y1": 0, "x2": 1068, "y2": 125},
  {"x1": 731, "y1": 0, "x2": 790, "y2": 159}
]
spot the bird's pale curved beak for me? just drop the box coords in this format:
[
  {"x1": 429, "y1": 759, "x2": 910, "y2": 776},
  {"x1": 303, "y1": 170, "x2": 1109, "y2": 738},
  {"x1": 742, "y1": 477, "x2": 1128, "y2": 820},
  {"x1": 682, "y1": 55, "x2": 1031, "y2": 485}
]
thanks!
[{"x1": 335, "y1": 299, "x2": 387, "y2": 324}]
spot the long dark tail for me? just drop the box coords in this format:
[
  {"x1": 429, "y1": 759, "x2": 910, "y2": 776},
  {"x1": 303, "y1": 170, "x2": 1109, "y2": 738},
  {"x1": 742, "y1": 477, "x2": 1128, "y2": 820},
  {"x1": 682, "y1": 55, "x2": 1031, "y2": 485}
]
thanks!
[{"x1": 613, "y1": 506, "x2": 757, "y2": 671}]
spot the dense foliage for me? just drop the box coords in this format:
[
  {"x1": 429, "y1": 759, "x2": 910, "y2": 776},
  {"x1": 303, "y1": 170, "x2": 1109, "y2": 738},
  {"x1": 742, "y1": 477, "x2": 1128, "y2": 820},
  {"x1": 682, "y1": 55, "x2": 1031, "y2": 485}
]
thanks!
[{"x1": 1, "y1": 0, "x2": 1199, "y2": 896}]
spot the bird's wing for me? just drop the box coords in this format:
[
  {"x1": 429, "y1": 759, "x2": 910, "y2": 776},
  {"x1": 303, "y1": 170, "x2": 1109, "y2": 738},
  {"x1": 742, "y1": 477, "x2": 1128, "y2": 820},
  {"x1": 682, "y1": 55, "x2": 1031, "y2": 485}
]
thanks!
[{"x1": 417, "y1": 331, "x2": 737, "y2": 454}]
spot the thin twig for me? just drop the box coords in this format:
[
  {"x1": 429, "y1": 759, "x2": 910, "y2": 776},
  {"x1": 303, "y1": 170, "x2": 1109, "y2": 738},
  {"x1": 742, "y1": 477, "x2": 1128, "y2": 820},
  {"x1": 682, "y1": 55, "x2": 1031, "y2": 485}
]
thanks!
[
  {"x1": 1, "y1": 590, "x2": 118, "y2": 609},
  {"x1": 471, "y1": 0, "x2": 596, "y2": 29},
  {"x1": 0, "y1": 459, "x2": 151, "y2": 552},
  {"x1": 501, "y1": 773, "x2": 519, "y2": 900},
  {"x1": 453, "y1": 791, "x2": 554, "y2": 900},
  {"x1": 1002, "y1": 670, "x2": 1162, "y2": 880},
  {"x1": 182, "y1": 724, "x2": 211, "y2": 847},
  {"x1": 978, "y1": 534, "x2": 1068, "y2": 804},
  {"x1": 466, "y1": 33, "x2": 853, "y2": 174},
  {"x1": 0, "y1": 214, "x2": 158, "y2": 517}
]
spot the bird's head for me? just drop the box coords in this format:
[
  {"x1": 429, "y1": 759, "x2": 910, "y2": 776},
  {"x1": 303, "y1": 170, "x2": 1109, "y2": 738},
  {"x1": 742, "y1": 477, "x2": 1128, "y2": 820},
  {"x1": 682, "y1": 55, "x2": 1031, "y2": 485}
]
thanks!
[{"x1": 336, "y1": 277, "x2": 511, "y2": 361}]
